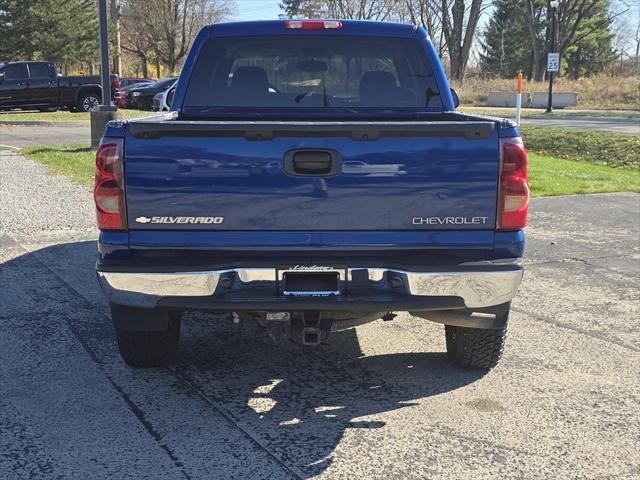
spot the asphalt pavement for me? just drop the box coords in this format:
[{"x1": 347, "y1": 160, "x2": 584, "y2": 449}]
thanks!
[
  {"x1": 521, "y1": 115, "x2": 639, "y2": 133},
  {"x1": 0, "y1": 123, "x2": 90, "y2": 148},
  {"x1": 1, "y1": 150, "x2": 639, "y2": 479}
]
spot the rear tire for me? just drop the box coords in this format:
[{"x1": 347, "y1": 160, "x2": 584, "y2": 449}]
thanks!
[
  {"x1": 445, "y1": 306, "x2": 509, "y2": 370},
  {"x1": 111, "y1": 304, "x2": 182, "y2": 368},
  {"x1": 78, "y1": 92, "x2": 100, "y2": 112}
]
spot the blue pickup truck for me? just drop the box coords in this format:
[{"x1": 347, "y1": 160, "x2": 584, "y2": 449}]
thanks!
[{"x1": 94, "y1": 20, "x2": 529, "y2": 370}]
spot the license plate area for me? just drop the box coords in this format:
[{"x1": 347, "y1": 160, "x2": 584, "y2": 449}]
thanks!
[{"x1": 278, "y1": 266, "x2": 346, "y2": 296}]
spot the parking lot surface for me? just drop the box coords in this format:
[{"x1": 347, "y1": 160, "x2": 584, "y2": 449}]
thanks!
[
  {"x1": 1, "y1": 150, "x2": 639, "y2": 479},
  {"x1": 0, "y1": 123, "x2": 90, "y2": 149}
]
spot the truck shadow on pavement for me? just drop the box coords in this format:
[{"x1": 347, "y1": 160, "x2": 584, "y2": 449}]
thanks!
[
  {"x1": 4, "y1": 239, "x2": 486, "y2": 478},
  {"x1": 175, "y1": 319, "x2": 485, "y2": 477}
]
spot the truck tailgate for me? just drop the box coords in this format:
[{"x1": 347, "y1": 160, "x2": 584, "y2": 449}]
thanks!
[{"x1": 123, "y1": 120, "x2": 499, "y2": 233}]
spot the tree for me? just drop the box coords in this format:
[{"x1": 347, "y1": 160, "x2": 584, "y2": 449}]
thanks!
[
  {"x1": 119, "y1": 1, "x2": 156, "y2": 77},
  {"x1": 0, "y1": 0, "x2": 38, "y2": 60},
  {"x1": 0, "y1": 0, "x2": 98, "y2": 70},
  {"x1": 120, "y1": 0, "x2": 232, "y2": 76},
  {"x1": 564, "y1": 1, "x2": 615, "y2": 78},
  {"x1": 324, "y1": 0, "x2": 399, "y2": 19},
  {"x1": 280, "y1": 0, "x2": 325, "y2": 17},
  {"x1": 610, "y1": 0, "x2": 640, "y2": 73},
  {"x1": 280, "y1": 0, "x2": 400, "y2": 20},
  {"x1": 480, "y1": 0, "x2": 532, "y2": 77},
  {"x1": 400, "y1": 0, "x2": 446, "y2": 57},
  {"x1": 33, "y1": 0, "x2": 99, "y2": 69},
  {"x1": 441, "y1": 0, "x2": 485, "y2": 81},
  {"x1": 521, "y1": 0, "x2": 618, "y2": 80},
  {"x1": 481, "y1": 0, "x2": 617, "y2": 79},
  {"x1": 280, "y1": 0, "x2": 304, "y2": 16}
]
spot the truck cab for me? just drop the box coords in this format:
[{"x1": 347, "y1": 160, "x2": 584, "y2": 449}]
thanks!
[
  {"x1": 94, "y1": 20, "x2": 529, "y2": 370},
  {"x1": 0, "y1": 61, "x2": 57, "y2": 110},
  {"x1": 0, "y1": 61, "x2": 115, "y2": 112}
]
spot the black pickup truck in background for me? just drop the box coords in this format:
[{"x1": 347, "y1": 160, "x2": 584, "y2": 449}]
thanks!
[{"x1": 0, "y1": 61, "x2": 117, "y2": 112}]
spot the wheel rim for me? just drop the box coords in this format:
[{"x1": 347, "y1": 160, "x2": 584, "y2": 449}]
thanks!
[{"x1": 83, "y1": 95, "x2": 99, "y2": 112}]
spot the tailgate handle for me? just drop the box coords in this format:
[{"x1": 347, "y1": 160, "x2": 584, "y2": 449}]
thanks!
[{"x1": 284, "y1": 149, "x2": 341, "y2": 177}]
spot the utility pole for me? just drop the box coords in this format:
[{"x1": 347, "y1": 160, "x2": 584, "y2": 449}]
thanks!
[
  {"x1": 98, "y1": 0, "x2": 111, "y2": 107},
  {"x1": 545, "y1": 0, "x2": 559, "y2": 114},
  {"x1": 110, "y1": 0, "x2": 122, "y2": 75},
  {"x1": 91, "y1": 0, "x2": 121, "y2": 148}
]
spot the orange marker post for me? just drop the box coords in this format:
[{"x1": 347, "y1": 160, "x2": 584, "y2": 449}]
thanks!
[{"x1": 516, "y1": 71, "x2": 523, "y2": 126}]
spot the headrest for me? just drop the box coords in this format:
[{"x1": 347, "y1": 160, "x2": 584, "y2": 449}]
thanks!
[
  {"x1": 359, "y1": 71, "x2": 396, "y2": 92},
  {"x1": 231, "y1": 66, "x2": 269, "y2": 91}
]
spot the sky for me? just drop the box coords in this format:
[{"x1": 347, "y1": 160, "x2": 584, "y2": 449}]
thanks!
[{"x1": 232, "y1": 0, "x2": 283, "y2": 21}]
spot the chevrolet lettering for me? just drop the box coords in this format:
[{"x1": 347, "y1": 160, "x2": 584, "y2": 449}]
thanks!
[{"x1": 412, "y1": 216, "x2": 489, "y2": 226}]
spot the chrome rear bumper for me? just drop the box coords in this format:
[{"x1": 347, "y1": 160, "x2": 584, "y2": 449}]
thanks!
[{"x1": 97, "y1": 259, "x2": 523, "y2": 310}]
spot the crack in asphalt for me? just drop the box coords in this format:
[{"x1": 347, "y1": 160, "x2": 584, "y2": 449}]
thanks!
[
  {"x1": 105, "y1": 378, "x2": 192, "y2": 480},
  {"x1": 526, "y1": 254, "x2": 639, "y2": 279},
  {"x1": 434, "y1": 425, "x2": 534, "y2": 457},
  {"x1": 511, "y1": 305, "x2": 640, "y2": 353},
  {"x1": 170, "y1": 367, "x2": 304, "y2": 480},
  {"x1": 518, "y1": 254, "x2": 639, "y2": 352}
]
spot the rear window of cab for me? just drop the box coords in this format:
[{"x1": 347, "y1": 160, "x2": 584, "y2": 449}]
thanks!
[{"x1": 184, "y1": 35, "x2": 441, "y2": 110}]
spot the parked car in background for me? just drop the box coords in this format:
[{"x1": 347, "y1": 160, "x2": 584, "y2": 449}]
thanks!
[
  {"x1": 152, "y1": 84, "x2": 176, "y2": 111},
  {"x1": 119, "y1": 77, "x2": 155, "y2": 89},
  {"x1": 151, "y1": 91, "x2": 164, "y2": 111},
  {"x1": 128, "y1": 77, "x2": 177, "y2": 110},
  {"x1": 0, "y1": 61, "x2": 117, "y2": 112},
  {"x1": 114, "y1": 77, "x2": 154, "y2": 107},
  {"x1": 116, "y1": 81, "x2": 153, "y2": 108}
]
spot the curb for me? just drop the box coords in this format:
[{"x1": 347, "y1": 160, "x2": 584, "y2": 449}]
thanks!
[
  {"x1": 0, "y1": 120, "x2": 88, "y2": 127},
  {"x1": 524, "y1": 115, "x2": 639, "y2": 122}
]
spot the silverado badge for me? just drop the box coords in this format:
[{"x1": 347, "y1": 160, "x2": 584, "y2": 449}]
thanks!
[{"x1": 135, "y1": 216, "x2": 224, "y2": 224}]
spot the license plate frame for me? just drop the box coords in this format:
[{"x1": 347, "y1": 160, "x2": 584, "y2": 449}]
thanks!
[{"x1": 277, "y1": 265, "x2": 347, "y2": 297}]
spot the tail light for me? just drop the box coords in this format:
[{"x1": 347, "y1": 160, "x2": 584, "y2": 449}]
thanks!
[
  {"x1": 497, "y1": 137, "x2": 529, "y2": 230},
  {"x1": 94, "y1": 138, "x2": 127, "y2": 230},
  {"x1": 285, "y1": 20, "x2": 342, "y2": 29}
]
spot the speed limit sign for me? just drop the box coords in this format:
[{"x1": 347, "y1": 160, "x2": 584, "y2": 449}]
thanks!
[{"x1": 547, "y1": 53, "x2": 560, "y2": 72}]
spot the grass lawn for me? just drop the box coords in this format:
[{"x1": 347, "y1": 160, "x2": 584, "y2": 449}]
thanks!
[
  {"x1": 528, "y1": 152, "x2": 640, "y2": 196},
  {"x1": 20, "y1": 144, "x2": 640, "y2": 197},
  {"x1": 21, "y1": 145, "x2": 96, "y2": 185},
  {"x1": 0, "y1": 109, "x2": 154, "y2": 122},
  {"x1": 521, "y1": 127, "x2": 640, "y2": 170}
]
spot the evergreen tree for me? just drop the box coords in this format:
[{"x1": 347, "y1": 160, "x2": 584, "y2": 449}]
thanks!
[
  {"x1": 280, "y1": 0, "x2": 304, "y2": 16},
  {"x1": 279, "y1": 0, "x2": 324, "y2": 18},
  {"x1": 564, "y1": 0, "x2": 615, "y2": 78},
  {"x1": 0, "y1": 0, "x2": 42, "y2": 60},
  {"x1": 481, "y1": 0, "x2": 616, "y2": 79},
  {"x1": 32, "y1": 0, "x2": 99, "y2": 68},
  {"x1": 0, "y1": 0, "x2": 98, "y2": 68},
  {"x1": 480, "y1": 0, "x2": 531, "y2": 78}
]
